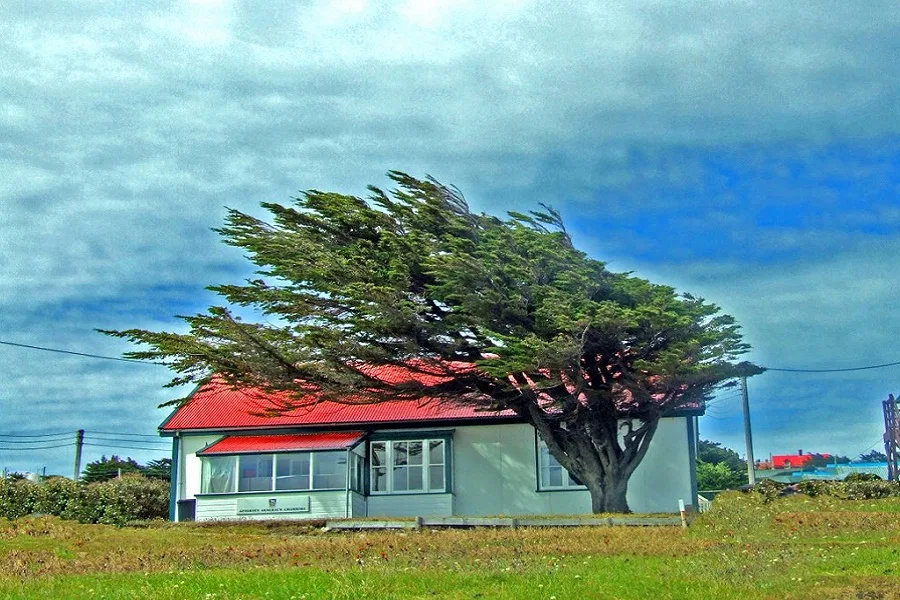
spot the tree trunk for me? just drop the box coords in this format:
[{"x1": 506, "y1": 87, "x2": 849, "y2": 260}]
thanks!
[{"x1": 584, "y1": 472, "x2": 630, "y2": 513}]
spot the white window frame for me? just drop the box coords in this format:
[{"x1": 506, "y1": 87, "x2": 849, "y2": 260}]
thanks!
[
  {"x1": 369, "y1": 438, "x2": 448, "y2": 495},
  {"x1": 536, "y1": 438, "x2": 586, "y2": 491}
]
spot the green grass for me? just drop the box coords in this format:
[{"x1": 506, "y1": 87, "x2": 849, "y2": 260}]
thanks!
[{"x1": 1, "y1": 492, "x2": 900, "y2": 599}]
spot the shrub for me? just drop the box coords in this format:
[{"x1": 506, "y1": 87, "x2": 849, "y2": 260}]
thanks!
[
  {"x1": 33, "y1": 477, "x2": 80, "y2": 516},
  {"x1": 92, "y1": 475, "x2": 170, "y2": 526},
  {"x1": 0, "y1": 475, "x2": 169, "y2": 525},
  {"x1": 843, "y1": 472, "x2": 882, "y2": 482},
  {"x1": 836, "y1": 480, "x2": 899, "y2": 500},
  {"x1": 0, "y1": 479, "x2": 38, "y2": 519},
  {"x1": 796, "y1": 479, "x2": 830, "y2": 497},
  {"x1": 751, "y1": 479, "x2": 784, "y2": 503}
]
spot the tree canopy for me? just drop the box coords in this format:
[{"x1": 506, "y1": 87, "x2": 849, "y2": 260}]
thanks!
[
  {"x1": 696, "y1": 440, "x2": 747, "y2": 490},
  {"x1": 108, "y1": 172, "x2": 759, "y2": 512}
]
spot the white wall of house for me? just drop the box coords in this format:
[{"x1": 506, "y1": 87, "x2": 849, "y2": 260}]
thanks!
[{"x1": 171, "y1": 415, "x2": 692, "y2": 521}]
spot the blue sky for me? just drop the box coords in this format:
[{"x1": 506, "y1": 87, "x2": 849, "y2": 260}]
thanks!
[{"x1": 1, "y1": 1, "x2": 899, "y2": 475}]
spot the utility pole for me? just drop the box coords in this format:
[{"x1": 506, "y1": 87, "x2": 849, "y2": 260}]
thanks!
[
  {"x1": 741, "y1": 376, "x2": 756, "y2": 485},
  {"x1": 73, "y1": 429, "x2": 84, "y2": 481}
]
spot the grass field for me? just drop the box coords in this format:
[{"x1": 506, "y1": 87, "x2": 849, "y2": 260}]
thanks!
[{"x1": 1, "y1": 492, "x2": 899, "y2": 599}]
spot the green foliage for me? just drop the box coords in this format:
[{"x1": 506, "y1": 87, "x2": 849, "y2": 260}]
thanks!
[
  {"x1": 844, "y1": 472, "x2": 882, "y2": 482},
  {"x1": 0, "y1": 475, "x2": 168, "y2": 525},
  {"x1": 0, "y1": 478, "x2": 38, "y2": 519},
  {"x1": 106, "y1": 172, "x2": 757, "y2": 512},
  {"x1": 82, "y1": 455, "x2": 144, "y2": 484},
  {"x1": 696, "y1": 440, "x2": 746, "y2": 490},
  {"x1": 697, "y1": 440, "x2": 746, "y2": 472},
  {"x1": 141, "y1": 458, "x2": 172, "y2": 482},
  {"x1": 753, "y1": 478, "x2": 900, "y2": 502},
  {"x1": 697, "y1": 461, "x2": 746, "y2": 490},
  {"x1": 91, "y1": 475, "x2": 170, "y2": 525},
  {"x1": 858, "y1": 450, "x2": 888, "y2": 463}
]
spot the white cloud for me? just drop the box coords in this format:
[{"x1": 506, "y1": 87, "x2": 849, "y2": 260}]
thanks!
[{"x1": 0, "y1": 0, "x2": 897, "y2": 473}]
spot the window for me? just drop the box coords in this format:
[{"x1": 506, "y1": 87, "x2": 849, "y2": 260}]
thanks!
[
  {"x1": 239, "y1": 454, "x2": 274, "y2": 492},
  {"x1": 370, "y1": 438, "x2": 447, "y2": 494},
  {"x1": 537, "y1": 441, "x2": 585, "y2": 490},
  {"x1": 275, "y1": 453, "x2": 310, "y2": 491},
  {"x1": 201, "y1": 451, "x2": 350, "y2": 493},
  {"x1": 201, "y1": 455, "x2": 236, "y2": 493}
]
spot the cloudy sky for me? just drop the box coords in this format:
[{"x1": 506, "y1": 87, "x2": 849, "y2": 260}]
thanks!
[{"x1": 2, "y1": 0, "x2": 899, "y2": 476}]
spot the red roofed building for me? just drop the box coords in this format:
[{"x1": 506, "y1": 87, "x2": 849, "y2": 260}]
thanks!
[
  {"x1": 770, "y1": 451, "x2": 830, "y2": 469},
  {"x1": 161, "y1": 373, "x2": 703, "y2": 522}
]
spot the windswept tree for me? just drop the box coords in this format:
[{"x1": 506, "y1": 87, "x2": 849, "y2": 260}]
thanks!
[{"x1": 108, "y1": 172, "x2": 759, "y2": 512}]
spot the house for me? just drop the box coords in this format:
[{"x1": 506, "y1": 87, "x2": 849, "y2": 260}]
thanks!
[
  {"x1": 770, "y1": 451, "x2": 830, "y2": 469},
  {"x1": 161, "y1": 369, "x2": 702, "y2": 522}
]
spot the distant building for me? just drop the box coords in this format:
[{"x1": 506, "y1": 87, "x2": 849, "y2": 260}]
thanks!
[{"x1": 769, "y1": 450, "x2": 829, "y2": 469}]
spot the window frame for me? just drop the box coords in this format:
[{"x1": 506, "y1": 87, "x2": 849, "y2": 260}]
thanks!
[
  {"x1": 535, "y1": 433, "x2": 587, "y2": 492},
  {"x1": 367, "y1": 432, "x2": 452, "y2": 496},
  {"x1": 199, "y1": 449, "x2": 355, "y2": 495}
]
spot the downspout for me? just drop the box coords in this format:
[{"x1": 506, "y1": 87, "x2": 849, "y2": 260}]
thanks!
[
  {"x1": 168, "y1": 434, "x2": 181, "y2": 522},
  {"x1": 345, "y1": 448, "x2": 351, "y2": 518},
  {"x1": 686, "y1": 418, "x2": 698, "y2": 509}
]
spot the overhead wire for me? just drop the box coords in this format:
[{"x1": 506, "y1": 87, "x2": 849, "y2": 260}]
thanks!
[
  {"x1": 0, "y1": 340, "x2": 159, "y2": 365},
  {"x1": 85, "y1": 431, "x2": 162, "y2": 438},
  {"x1": 0, "y1": 443, "x2": 73, "y2": 451},
  {"x1": 0, "y1": 432, "x2": 73, "y2": 439}
]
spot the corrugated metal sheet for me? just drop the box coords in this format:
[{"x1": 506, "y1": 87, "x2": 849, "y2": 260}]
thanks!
[
  {"x1": 197, "y1": 431, "x2": 365, "y2": 455},
  {"x1": 161, "y1": 375, "x2": 516, "y2": 432}
]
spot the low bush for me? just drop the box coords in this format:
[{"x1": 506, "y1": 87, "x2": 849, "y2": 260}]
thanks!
[
  {"x1": 751, "y1": 478, "x2": 900, "y2": 502},
  {"x1": 0, "y1": 479, "x2": 38, "y2": 519},
  {"x1": 0, "y1": 475, "x2": 168, "y2": 525}
]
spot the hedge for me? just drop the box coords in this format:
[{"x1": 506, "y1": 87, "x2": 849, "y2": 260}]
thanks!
[
  {"x1": 753, "y1": 477, "x2": 900, "y2": 502},
  {"x1": 0, "y1": 475, "x2": 168, "y2": 526}
]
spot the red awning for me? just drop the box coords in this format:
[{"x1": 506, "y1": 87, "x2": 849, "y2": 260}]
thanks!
[{"x1": 197, "y1": 431, "x2": 365, "y2": 455}]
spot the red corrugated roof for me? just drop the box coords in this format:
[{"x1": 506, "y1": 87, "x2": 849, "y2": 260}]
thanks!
[
  {"x1": 161, "y1": 368, "x2": 516, "y2": 432},
  {"x1": 198, "y1": 431, "x2": 365, "y2": 455}
]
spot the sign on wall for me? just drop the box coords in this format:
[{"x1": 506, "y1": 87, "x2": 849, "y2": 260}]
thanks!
[{"x1": 236, "y1": 495, "x2": 311, "y2": 515}]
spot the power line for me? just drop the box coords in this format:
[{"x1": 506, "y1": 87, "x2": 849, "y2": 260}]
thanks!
[
  {"x1": 0, "y1": 437, "x2": 74, "y2": 444},
  {"x1": 0, "y1": 432, "x2": 73, "y2": 439},
  {"x1": 0, "y1": 443, "x2": 73, "y2": 451},
  {"x1": 82, "y1": 442, "x2": 170, "y2": 452},
  {"x1": 0, "y1": 340, "x2": 159, "y2": 365},
  {"x1": 84, "y1": 437, "x2": 168, "y2": 447},
  {"x1": 85, "y1": 431, "x2": 162, "y2": 438},
  {"x1": 764, "y1": 360, "x2": 900, "y2": 373}
]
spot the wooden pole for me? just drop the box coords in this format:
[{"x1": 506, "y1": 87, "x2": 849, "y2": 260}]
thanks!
[
  {"x1": 73, "y1": 429, "x2": 84, "y2": 481},
  {"x1": 741, "y1": 377, "x2": 756, "y2": 485}
]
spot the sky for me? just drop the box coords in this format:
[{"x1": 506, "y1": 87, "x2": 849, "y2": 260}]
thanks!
[{"x1": 1, "y1": 0, "x2": 899, "y2": 476}]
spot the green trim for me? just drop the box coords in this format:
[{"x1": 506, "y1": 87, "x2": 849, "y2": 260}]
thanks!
[
  {"x1": 368, "y1": 429, "x2": 454, "y2": 442},
  {"x1": 366, "y1": 433, "x2": 453, "y2": 495},
  {"x1": 686, "y1": 416, "x2": 699, "y2": 506},
  {"x1": 168, "y1": 435, "x2": 180, "y2": 521}
]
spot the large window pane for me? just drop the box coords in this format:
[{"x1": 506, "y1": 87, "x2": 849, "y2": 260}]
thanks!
[
  {"x1": 202, "y1": 456, "x2": 235, "y2": 493},
  {"x1": 371, "y1": 467, "x2": 388, "y2": 492},
  {"x1": 407, "y1": 442, "x2": 423, "y2": 466},
  {"x1": 429, "y1": 465, "x2": 444, "y2": 491},
  {"x1": 393, "y1": 442, "x2": 408, "y2": 466},
  {"x1": 313, "y1": 451, "x2": 347, "y2": 489},
  {"x1": 276, "y1": 453, "x2": 310, "y2": 491},
  {"x1": 429, "y1": 440, "x2": 444, "y2": 465},
  {"x1": 408, "y1": 465, "x2": 424, "y2": 490},
  {"x1": 239, "y1": 455, "x2": 273, "y2": 492}
]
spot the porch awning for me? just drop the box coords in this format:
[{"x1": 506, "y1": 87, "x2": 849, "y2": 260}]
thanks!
[{"x1": 197, "y1": 431, "x2": 365, "y2": 455}]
